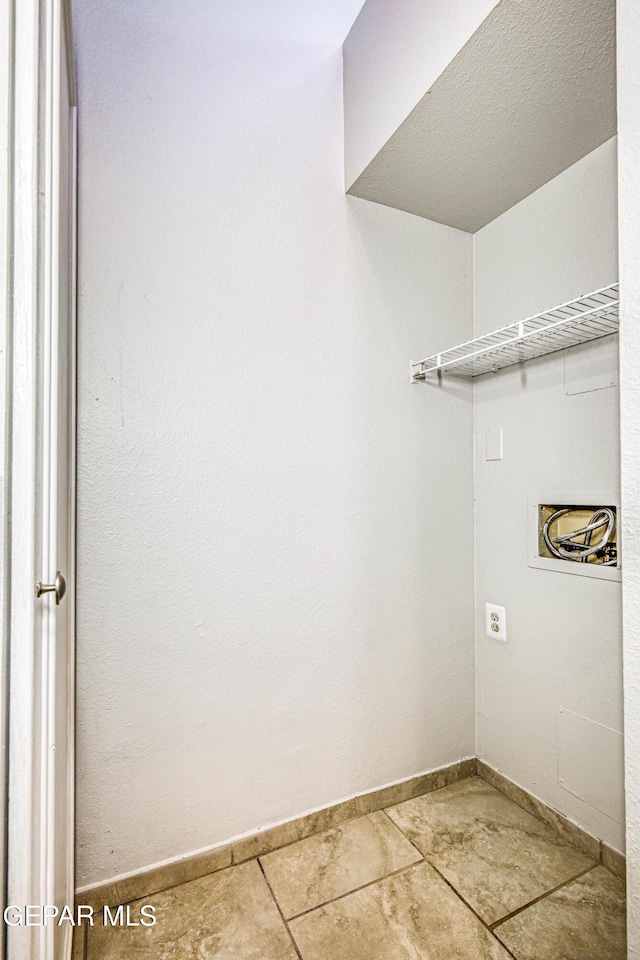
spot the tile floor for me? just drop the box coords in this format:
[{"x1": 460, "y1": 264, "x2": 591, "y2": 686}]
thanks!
[{"x1": 80, "y1": 776, "x2": 626, "y2": 959}]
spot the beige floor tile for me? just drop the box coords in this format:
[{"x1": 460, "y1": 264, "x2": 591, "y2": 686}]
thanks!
[
  {"x1": 289, "y1": 861, "x2": 511, "y2": 960},
  {"x1": 495, "y1": 866, "x2": 626, "y2": 960},
  {"x1": 477, "y1": 761, "x2": 600, "y2": 860},
  {"x1": 86, "y1": 860, "x2": 297, "y2": 960},
  {"x1": 233, "y1": 798, "x2": 357, "y2": 863},
  {"x1": 71, "y1": 925, "x2": 86, "y2": 960},
  {"x1": 355, "y1": 758, "x2": 477, "y2": 815},
  {"x1": 260, "y1": 810, "x2": 421, "y2": 918},
  {"x1": 386, "y1": 777, "x2": 595, "y2": 924}
]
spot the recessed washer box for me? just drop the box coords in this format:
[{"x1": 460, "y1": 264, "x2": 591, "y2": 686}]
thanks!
[{"x1": 528, "y1": 490, "x2": 621, "y2": 582}]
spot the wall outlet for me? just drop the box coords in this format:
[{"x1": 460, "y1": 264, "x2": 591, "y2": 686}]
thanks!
[{"x1": 485, "y1": 603, "x2": 506, "y2": 641}]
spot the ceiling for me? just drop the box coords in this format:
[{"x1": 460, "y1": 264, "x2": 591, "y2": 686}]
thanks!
[
  {"x1": 71, "y1": 0, "x2": 366, "y2": 46},
  {"x1": 197, "y1": 0, "x2": 368, "y2": 44},
  {"x1": 347, "y1": 0, "x2": 617, "y2": 232}
]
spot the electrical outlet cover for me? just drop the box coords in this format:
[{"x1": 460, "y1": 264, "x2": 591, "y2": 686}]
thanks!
[{"x1": 485, "y1": 603, "x2": 506, "y2": 641}]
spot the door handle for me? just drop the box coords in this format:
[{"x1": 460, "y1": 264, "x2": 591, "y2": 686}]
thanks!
[{"x1": 35, "y1": 571, "x2": 66, "y2": 605}]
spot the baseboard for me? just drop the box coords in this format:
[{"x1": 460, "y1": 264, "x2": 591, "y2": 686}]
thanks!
[
  {"x1": 477, "y1": 759, "x2": 626, "y2": 881},
  {"x1": 77, "y1": 755, "x2": 625, "y2": 911},
  {"x1": 76, "y1": 756, "x2": 477, "y2": 910}
]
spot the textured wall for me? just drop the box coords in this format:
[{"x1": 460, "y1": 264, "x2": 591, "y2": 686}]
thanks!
[
  {"x1": 342, "y1": 0, "x2": 499, "y2": 188},
  {"x1": 73, "y1": 0, "x2": 475, "y2": 887},
  {"x1": 474, "y1": 139, "x2": 623, "y2": 850},
  {"x1": 346, "y1": 0, "x2": 616, "y2": 232},
  {"x1": 618, "y1": 0, "x2": 640, "y2": 948}
]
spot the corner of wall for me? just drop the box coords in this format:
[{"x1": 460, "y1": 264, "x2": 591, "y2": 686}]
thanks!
[{"x1": 471, "y1": 232, "x2": 480, "y2": 761}]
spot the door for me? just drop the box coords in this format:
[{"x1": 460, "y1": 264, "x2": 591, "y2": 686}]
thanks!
[
  {"x1": 5, "y1": 2, "x2": 76, "y2": 958},
  {"x1": 40, "y1": 8, "x2": 76, "y2": 956}
]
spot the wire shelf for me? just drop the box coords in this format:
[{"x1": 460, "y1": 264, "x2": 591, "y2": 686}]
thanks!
[{"x1": 411, "y1": 283, "x2": 619, "y2": 380}]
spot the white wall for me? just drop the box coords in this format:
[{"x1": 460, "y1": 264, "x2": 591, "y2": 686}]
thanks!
[
  {"x1": 73, "y1": 0, "x2": 475, "y2": 887},
  {"x1": 474, "y1": 138, "x2": 623, "y2": 850},
  {"x1": 0, "y1": 0, "x2": 12, "y2": 940},
  {"x1": 618, "y1": 0, "x2": 640, "y2": 947},
  {"x1": 342, "y1": 0, "x2": 499, "y2": 188}
]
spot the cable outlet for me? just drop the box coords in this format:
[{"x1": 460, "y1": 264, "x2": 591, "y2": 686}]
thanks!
[{"x1": 485, "y1": 603, "x2": 506, "y2": 641}]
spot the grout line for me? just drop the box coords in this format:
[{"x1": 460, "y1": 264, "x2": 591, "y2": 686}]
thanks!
[
  {"x1": 82, "y1": 763, "x2": 609, "y2": 958},
  {"x1": 257, "y1": 859, "x2": 304, "y2": 960},
  {"x1": 81, "y1": 807, "x2": 605, "y2": 960},
  {"x1": 234, "y1": 808, "x2": 365, "y2": 865},
  {"x1": 387, "y1": 817, "x2": 599, "y2": 957},
  {"x1": 378, "y1": 807, "x2": 427, "y2": 860},
  {"x1": 106, "y1": 774, "x2": 473, "y2": 908},
  {"x1": 376, "y1": 795, "x2": 594, "y2": 960},
  {"x1": 237, "y1": 799, "x2": 432, "y2": 866},
  {"x1": 490, "y1": 934, "x2": 519, "y2": 960},
  {"x1": 79, "y1": 762, "x2": 479, "y2": 908},
  {"x1": 490, "y1": 864, "x2": 599, "y2": 931},
  {"x1": 475, "y1": 762, "x2": 603, "y2": 864},
  {"x1": 236, "y1": 809, "x2": 370, "y2": 867},
  {"x1": 422, "y1": 860, "x2": 520, "y2": 960},
  {"x1": 423, "y1": 859, "x2": 500, "y2": 930},
  {"x1": 237, "y1": 780, "x2": 469, "y2": 868},
  {"x1": 282, "y1": 859, "x2": 425, "y2": 923}
]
